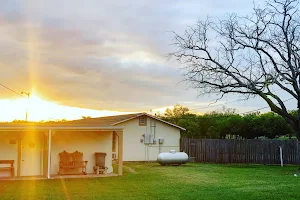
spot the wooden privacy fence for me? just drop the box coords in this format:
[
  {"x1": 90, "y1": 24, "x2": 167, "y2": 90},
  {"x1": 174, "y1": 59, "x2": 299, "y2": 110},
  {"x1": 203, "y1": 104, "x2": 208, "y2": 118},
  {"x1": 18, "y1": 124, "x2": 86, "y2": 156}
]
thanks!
[{"x1": 180, "y1": 138, "x2": 300, "y2": 165}]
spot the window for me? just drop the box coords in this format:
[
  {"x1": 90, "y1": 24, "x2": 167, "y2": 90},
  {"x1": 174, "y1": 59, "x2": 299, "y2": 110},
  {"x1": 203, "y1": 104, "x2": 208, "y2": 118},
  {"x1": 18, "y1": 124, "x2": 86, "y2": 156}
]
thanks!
[{"x1": 139, "y1": 116, "x2": 147, "y2": 126}]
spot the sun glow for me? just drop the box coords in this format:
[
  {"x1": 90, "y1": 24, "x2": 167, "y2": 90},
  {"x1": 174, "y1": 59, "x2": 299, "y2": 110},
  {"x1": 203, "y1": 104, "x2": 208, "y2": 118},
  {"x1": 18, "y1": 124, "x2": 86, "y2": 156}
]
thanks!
[{"x1": 0, "y1": 93, "x2": 130, "y2": 122}]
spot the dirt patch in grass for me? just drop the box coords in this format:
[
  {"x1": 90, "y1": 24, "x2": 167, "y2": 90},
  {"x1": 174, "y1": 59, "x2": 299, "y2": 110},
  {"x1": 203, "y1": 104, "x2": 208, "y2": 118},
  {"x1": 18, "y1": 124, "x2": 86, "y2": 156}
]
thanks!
[{"x1": 123, "y1": 166, "x2": 137, "y2": 174}]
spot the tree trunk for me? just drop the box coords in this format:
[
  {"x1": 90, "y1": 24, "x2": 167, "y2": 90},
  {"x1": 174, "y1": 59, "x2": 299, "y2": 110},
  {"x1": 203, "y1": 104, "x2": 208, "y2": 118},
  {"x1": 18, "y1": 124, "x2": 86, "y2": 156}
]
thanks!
[
  {"x1": 297, "y1": 105, "x2": 300, "y2": 140},
  {"x1": 294, "y1": 126, "x2": 300, "y2": 140}
]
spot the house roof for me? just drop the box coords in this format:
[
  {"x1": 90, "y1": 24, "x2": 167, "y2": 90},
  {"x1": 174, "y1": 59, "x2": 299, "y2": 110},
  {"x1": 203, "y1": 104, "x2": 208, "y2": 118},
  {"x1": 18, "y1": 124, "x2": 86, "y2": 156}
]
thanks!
[
  {"x1": 69, "y1": 112, "x2": 186, "y2": 131},
  {"x1": 0, "y1": 126, "x2": 124, "y2": 131},
  {"x1": 68, "y1": 113, "x2": 141, "y2": 126},
  {"x1": 0, "y1": 113, "x2": 186, "y2": 131}
]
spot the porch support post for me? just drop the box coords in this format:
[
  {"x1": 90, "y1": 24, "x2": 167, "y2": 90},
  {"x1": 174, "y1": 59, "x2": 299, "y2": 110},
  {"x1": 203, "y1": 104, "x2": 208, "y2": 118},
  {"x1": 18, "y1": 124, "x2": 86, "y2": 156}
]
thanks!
[
  {"x1": 17, "y1": 133, "x2": 21, "y2": 177},
  {"x1": 118, "y1": 131, "x2": 123, "y2": 176},
  {"x1": 47, "y1": 129, "x2": 52, "y2": 179}
]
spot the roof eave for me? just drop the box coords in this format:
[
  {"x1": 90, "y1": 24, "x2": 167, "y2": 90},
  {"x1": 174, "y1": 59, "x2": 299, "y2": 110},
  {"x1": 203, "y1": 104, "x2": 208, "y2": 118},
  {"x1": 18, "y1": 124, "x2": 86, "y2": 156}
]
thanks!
[
  {"x1": 0, "y1": 126, "x2": 124, "y2": 131},
  {"x1": 112, "y1": 113, "x2": 186, "y2": 131}
]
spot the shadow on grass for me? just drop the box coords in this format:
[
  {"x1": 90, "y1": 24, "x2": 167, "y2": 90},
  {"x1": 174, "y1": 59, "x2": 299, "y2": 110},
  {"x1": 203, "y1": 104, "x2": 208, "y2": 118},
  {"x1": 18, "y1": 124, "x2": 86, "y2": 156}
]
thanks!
[
  {"x1": 151, "y1": 164, "x2": 196, "y2": 168},
  {"x1": 217, "y1": 164, "x2": 265, "y2": 168},
  {"x1": 188, "y1": 162, "x2": 298, "y2": 169},
  {"x1": 218, "y1": 163, "x2": 300, "y2": 169},
  {"x1": 151, "y1": 162, "x2": 263, "y2": 169}
]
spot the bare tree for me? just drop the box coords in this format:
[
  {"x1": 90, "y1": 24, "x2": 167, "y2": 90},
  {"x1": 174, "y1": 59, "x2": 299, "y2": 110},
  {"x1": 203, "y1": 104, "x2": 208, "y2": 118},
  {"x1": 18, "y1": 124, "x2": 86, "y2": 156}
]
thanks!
[{"x1": 170, "y1": 0, "x2": 300, "y2": 138}]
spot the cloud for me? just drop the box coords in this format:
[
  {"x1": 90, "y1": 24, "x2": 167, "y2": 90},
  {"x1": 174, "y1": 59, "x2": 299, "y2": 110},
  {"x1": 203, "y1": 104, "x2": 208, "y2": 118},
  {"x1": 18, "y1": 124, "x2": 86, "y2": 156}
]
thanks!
[{"x1": 0, "y1": 0, "x2": 264, "y2": 115}]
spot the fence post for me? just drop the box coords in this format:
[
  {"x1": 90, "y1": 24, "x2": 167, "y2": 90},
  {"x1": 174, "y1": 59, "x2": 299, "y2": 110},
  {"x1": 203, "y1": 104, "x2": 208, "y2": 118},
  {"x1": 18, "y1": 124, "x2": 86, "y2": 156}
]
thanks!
[
  {"x1": 261, "y1": 140, "x2": 264, "y2": 164},
  {"x1": 180, "y1": 138, "x2": 182, "y2": 152},
  {"x1": 296, "y1": 139, "x2": 300, "y2": 165},
  {"x1": 279, "y1": 145, "x2": 283, "y2": 167},
  {"x1": 227, "y1": 139, "x2": 232, "y2": 163}
]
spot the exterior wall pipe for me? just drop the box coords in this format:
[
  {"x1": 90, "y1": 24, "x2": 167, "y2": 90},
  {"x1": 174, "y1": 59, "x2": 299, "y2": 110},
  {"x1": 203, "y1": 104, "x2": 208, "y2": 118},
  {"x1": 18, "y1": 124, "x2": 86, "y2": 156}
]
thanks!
[{"x1": 153, "y1": 120, "x2": 156, "y2": 139}]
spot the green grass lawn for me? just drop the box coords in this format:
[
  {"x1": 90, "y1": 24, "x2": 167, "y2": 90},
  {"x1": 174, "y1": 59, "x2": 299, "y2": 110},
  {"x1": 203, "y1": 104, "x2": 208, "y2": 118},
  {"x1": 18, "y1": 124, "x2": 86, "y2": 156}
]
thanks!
[{"x1": 1, "y1": 162, "x2": 300, "y2": 200}]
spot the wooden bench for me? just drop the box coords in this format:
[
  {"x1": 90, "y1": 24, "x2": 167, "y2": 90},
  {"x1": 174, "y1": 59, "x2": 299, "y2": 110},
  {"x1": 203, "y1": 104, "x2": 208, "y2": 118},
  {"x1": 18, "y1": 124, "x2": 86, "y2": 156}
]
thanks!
[
  {"x1": 0, "y1": 160, "x2": 14, "y2": 177},
  {"x1": 58, "y1": 151, "x2": 88, "y2": 175}
]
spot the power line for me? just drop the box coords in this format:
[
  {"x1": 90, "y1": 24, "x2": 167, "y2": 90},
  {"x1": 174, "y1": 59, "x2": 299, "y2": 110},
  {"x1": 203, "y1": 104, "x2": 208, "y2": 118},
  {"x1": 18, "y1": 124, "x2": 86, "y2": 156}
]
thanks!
[
  {"x1": 159, "y1": 97, "x2": 295, "y2": 120},
  {"x1": 239, "y1": 97, "x2": 294, "y2": 115},
  {"x1": 189, "y1": 99, "x2": 242, "y2": 111},
  {"x1": 0, "y1": 83, "x2": 294, "y2": 121},
  {"x1": 0, "y1": 84, "x2": 25, "y2": 97},
  {"x1": 189, "y1": 88, "x2": 285, "y2": 112}
]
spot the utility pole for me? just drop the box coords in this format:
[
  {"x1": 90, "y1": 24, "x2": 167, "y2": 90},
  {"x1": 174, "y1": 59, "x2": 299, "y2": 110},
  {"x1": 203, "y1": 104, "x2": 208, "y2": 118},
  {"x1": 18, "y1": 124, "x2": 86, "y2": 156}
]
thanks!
[{"x1": 21, "y1": 91, "x2": 30, "y2": 121}]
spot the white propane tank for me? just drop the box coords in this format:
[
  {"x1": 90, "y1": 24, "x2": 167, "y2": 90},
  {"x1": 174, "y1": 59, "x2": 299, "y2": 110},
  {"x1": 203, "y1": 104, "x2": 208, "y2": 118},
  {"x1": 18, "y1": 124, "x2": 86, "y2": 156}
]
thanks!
[{"x1": 157, "y1": 150, "x2": 189, "y2": 165}]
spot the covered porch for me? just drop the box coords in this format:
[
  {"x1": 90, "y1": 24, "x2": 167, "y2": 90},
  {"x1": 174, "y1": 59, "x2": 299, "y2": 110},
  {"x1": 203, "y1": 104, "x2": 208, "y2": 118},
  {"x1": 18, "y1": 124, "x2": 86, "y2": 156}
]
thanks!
[{"x1": 0, "y1": 125, "x2": 124, "y2": 179}]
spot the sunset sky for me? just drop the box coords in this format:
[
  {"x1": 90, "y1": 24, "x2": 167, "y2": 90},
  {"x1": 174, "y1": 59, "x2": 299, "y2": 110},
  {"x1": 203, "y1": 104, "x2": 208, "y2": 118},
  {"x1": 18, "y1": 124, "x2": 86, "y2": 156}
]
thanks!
[{"x1": 0, "y1": 0, "x2": 297, "y2": 122}]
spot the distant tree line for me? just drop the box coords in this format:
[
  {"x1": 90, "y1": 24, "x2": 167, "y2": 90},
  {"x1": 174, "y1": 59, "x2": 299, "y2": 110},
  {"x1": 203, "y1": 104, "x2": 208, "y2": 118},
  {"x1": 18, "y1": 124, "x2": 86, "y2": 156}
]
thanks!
[{"x1": 160, "y1": 104, "x2": 295, "y2": 139}]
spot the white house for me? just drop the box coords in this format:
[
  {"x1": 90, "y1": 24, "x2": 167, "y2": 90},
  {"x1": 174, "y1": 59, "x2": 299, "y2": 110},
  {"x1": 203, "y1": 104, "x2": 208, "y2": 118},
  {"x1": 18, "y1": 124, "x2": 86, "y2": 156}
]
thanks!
[
  {"x1": 71, "y1": 113, "x2": 186, "y2": 161},
  {"x1": 0, "y1": 113, "x2": 185, "y2": 179}
]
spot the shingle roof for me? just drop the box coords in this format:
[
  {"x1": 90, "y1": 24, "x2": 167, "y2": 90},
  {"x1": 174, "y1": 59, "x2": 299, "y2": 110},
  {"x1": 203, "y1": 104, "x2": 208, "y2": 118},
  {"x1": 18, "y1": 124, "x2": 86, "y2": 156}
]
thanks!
[
  {"x1": 69, "y1": 112, "x2": 186, "y2": 130},
  {"x1": 0, "y1": 113, "x2": 186, "y2": 130},
  {"x1": 67, "y1": 113, "x2": 143, "y2": 126}
]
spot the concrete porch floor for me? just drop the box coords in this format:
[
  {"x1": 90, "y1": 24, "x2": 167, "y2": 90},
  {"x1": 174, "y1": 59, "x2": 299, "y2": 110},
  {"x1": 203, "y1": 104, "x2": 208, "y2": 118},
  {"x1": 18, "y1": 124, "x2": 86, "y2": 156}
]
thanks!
[
  {"x1": 53, "y1": 173, "x2": 118, "y2": 179},
  {"x1": 0, "y1": 173, "x2": 118, "y2": 181},
  {"x1": 0, "y1": 175, "x2": 45, "y2": 181}
]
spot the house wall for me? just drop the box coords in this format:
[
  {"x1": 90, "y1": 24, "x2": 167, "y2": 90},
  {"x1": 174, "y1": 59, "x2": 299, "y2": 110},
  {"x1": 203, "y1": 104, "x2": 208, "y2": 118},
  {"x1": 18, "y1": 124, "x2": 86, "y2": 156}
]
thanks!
[
  {"x1": 0, "y1": 132, "x2": 18, "y2": 177},
  {"x1": 121, "y1": 117, "x2": 181, "y2": 161},
  {"x1": 50, "y1": 131, "x2": 113, "y2": 174}
]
